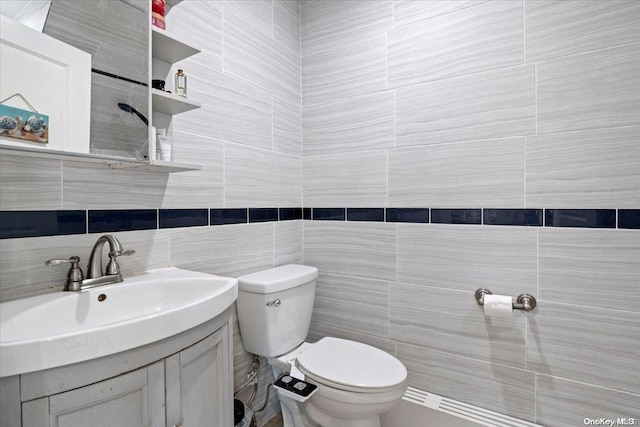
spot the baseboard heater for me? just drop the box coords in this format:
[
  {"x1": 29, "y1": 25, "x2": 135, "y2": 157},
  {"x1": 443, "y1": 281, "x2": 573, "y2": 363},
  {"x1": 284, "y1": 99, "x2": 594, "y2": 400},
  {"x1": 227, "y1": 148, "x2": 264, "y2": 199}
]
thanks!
[{"x1": 403, "y1": 387, "x2": 540, "y2": 427}]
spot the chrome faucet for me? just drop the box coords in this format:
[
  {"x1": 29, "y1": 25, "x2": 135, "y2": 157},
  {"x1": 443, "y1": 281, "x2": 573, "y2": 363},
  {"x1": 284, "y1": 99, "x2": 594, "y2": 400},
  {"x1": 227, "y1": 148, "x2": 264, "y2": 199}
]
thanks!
[
  {"x1": 46, "y1": 234, "x2": 135, "y2": 291},
  {"x1": 87, "y1": 234, "x2": 131, "y2": 279}
]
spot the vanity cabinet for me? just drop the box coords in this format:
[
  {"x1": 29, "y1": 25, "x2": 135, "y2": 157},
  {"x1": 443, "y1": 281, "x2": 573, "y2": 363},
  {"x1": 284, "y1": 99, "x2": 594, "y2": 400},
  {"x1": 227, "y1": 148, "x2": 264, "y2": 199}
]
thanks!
[
  {"x1": 21, "y1": 363, "x2": 165, "y2": 427},
  {"x1": 166, "y1": 326, "x2": 232, "y2": 427},
  {"x1": 0, "y1": 309, "x2": 233, "y2": 427}
]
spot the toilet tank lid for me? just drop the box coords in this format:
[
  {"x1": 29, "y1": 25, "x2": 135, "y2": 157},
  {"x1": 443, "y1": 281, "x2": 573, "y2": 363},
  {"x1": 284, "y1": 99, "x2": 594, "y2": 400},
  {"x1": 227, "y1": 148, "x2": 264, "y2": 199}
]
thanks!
[{"x1": 237, "y1": 264, "x2": 319, "y2": 294}]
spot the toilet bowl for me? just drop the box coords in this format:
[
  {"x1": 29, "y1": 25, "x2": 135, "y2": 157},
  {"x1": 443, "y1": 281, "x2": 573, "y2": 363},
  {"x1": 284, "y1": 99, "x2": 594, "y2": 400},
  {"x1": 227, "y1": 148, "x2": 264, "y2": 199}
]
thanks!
[
  {"x1": 268, "y1": 338, "x2": 406, "y2": 427},
  {"x1": 236, "y1": 265, "x2": 408, "y2": 427}
]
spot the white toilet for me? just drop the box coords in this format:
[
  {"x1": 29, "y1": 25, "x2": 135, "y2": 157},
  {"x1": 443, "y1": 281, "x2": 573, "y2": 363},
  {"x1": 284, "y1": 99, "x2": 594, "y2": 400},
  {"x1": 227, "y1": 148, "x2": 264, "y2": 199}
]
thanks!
[{"x1": 236, "y1": 264, "x2": 407, "y2": 427}]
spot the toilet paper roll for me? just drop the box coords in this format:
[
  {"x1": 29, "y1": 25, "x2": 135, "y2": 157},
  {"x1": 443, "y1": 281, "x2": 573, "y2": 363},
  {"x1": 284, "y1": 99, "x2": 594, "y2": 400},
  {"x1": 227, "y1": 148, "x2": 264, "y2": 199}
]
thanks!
[{"x1": 483, "y1": 294, "x2": 513, "y2": 318}]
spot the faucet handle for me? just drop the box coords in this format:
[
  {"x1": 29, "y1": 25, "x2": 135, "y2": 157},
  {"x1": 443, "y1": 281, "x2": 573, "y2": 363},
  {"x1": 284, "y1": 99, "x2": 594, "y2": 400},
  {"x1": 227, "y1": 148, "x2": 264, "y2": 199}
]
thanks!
[
  {"x1": 46, "y1": 256, "x2": 84, "y2": 291},
  {"x1": 108, "y1": 249, "x2": 136, "y2": 257},
  {"x1": 46, "y1": 256, "x2": 80, "y2": 267},
  {"x1": 106, "y1": 249, "x2": 136, "y2": 275}
]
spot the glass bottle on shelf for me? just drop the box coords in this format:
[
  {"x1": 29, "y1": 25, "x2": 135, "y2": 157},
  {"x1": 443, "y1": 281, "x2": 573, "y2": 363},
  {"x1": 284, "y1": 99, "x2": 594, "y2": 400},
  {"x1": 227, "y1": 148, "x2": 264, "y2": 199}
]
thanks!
[{"x1": 175, "y1": 69, "x2": 187, "y2": 97}]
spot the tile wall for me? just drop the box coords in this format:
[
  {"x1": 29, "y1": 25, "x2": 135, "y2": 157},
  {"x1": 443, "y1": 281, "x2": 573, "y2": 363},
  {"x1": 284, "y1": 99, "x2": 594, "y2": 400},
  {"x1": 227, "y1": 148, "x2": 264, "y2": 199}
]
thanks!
[
  {"x1": 0, "y1": 0, "x2": 302, "y2": 424},
  {"x1": 301, "y1": 1, "x2": 640, "y2": 426},
  {"x1": 1, "y1": 1, "x2": 640, "y2": 427}
]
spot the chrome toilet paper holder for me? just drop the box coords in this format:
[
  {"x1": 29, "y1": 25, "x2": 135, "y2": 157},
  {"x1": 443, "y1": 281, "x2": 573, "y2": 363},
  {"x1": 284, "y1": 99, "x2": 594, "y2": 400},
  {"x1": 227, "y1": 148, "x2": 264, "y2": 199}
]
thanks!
[{"x1": 475, "y1": 288, "x2": 537, "y2": 312}]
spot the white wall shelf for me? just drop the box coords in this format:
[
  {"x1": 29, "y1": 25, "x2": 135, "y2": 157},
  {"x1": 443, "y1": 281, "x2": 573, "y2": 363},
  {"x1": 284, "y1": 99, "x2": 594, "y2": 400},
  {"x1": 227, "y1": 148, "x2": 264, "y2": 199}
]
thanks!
[
  {"x1": 0, "y1": 145, "x2": 201, "y2": 173},
  {"x1": 152, "y1": 89, "x2": 201, "y2": 115},
  {"x1": 150, "y1": 3, "x2": 202, "y2": 167},
  {"x1": 151, "y1": 27, "x2": 200, "y2": 64},
  {"x1": 165, "y1": 0, "x2": 183, "y2": 9}
]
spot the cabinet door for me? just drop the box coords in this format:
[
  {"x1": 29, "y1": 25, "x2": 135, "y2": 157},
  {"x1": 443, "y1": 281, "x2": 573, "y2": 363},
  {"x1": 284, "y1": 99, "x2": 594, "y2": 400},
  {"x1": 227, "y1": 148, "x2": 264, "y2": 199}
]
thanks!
[
  {"x1": 166, "y1": 324, "x2": 232, "y2": 427},
  {"x1": 21, "y1": 362, "x2": 165, "y2": 427}
]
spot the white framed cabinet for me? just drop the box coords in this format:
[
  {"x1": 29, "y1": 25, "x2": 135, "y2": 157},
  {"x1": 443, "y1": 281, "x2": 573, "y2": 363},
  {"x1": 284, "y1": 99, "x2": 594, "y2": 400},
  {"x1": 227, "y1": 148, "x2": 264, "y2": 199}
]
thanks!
[
  {"x1": 22, "y1": 363, "x2": 165, "y2": 427},
  {"x1": 166, "y1": 325, "x2": 232, "y2": 427},
  {"x1": 149, "y1": 0, "x2": 202, "y2": 170},
  {"x1": 1, "y1": 309, "x2": 233, "y2": 427}
]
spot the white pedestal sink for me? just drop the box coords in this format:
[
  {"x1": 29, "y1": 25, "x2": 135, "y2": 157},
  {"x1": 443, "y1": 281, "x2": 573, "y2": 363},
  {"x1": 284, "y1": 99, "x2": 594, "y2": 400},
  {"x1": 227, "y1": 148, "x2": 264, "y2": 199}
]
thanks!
[{"x1": 0, "y1": 267, "x2": 238, "y2": 377}]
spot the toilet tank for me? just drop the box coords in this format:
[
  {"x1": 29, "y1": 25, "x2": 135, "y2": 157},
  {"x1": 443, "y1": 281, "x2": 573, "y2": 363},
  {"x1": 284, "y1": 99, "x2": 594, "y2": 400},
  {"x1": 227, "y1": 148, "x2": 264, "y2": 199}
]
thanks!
[{"x1": 236, "y1": 265, "x2": 319, "y2": 357}]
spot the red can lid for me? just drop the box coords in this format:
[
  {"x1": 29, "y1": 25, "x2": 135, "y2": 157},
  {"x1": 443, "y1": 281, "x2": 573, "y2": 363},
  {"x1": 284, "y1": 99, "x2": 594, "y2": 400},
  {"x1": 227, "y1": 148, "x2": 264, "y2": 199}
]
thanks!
[{"x1": 152, "y1": 0, "x2": 165, "y2": 17}]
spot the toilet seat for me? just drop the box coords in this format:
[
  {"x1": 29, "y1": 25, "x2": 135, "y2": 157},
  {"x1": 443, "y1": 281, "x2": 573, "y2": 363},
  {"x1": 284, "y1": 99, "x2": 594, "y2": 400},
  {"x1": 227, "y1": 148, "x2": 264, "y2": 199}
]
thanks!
[{"x1": 296, "y1": 337, "x2": 407, "y2": 393}]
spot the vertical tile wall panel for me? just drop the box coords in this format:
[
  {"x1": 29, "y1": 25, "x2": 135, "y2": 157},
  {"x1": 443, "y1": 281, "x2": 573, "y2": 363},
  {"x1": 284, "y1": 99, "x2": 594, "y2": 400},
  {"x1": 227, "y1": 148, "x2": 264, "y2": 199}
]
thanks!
[
  {"x1": 224, "y1": 9, "x2": 300, "y2": 105},
  {"x1": 397, "y1": 343, "x2": 536, "y2": 422},
  {"x1": 224, "y1": 143, "x2": 302, "y2": 208},
  {"x1": 526, "y1": 126, "x2": 640, "y2": 208},
  {"x1": 302, "y1": 91, "x2": 395, "y2": 156},
  {"x1": 393, "y1": 0, "x2": 491, "y2": 28},
  {"x1": 537, "y1": 44, "x2": 640, "y2": 134},
  {"x1": 44, "y1": 0, "x2": 148, "y2": 82},
  {"x1": 62, "y1": 162, "x2": 167, "y2": 209},
  {"x1": 275, "y1": 220, "x2": 303, "y2": 266},
  {"x1": 395, "y1": 65, "x2": 535, "y2": 146},
  {"x1": 166, "y1": 1, "x2": 222, "y2": 72},
  {"x1": 172, "y1": 67, "x2": 273, "y2": 150},
  {"x1": 219, "y1": 0, "x2": 273, "y2": 38},
  {"x1": 302, "y1": 34, "x2": 387, "y2": 106},
  {"x1": 162, "y1": 131, "x2": 224, "y2": 209},
  {"x1": 388, "y1": 0, "x2": 523, "y2": 88},
  {"x1": 312, "y1": 272, "x2": 390, "y2": 338},
  {"x1": 303, "y1": 151, "x2": 388, "y2": 207},
  {"x1": 308, "y1": 321, "x2": 397, "y2": 356},
  {"x1": 536, "y1": 375, "x2": 640, "y2": 427},
  {"x1": 539, "y1": 228, "x2": 640, "y2": 312},
  {"x1": 390, "y1": 283, "x2": 527, "y2": 368},
  {"x1": 88, "y1": 73, "x2": 148, "y2": 158},
  {"x1": 397, "y1": 224, "x2": 537, "y2": 295},
  {"x1": 273, "y1": 97, "x2": 302, "y2": 156},
  {"x1": 274, "y1": 0, "x2": 301, "y2": 56},
  {"x1": 170, "y1": 223, "x2": 274, "y2": 278},
  {"x1": 525, "y1": 0, "x2": 640, "y2": 62},
  {"x1": 303, "y1": 221, "x2": 396, "y2": 281},
  {"x1": 0, "y1": 155, "x2": 62, "y2": 210},
  {"x1": 389, "y1": 138, "x2": 524, "y2": 207},
  {"x1": 301, "y1": 0, "x2": 393, "y2": 53},
  {"x1": 527, "y1": 301, "x2": 640, "y2": 394}
]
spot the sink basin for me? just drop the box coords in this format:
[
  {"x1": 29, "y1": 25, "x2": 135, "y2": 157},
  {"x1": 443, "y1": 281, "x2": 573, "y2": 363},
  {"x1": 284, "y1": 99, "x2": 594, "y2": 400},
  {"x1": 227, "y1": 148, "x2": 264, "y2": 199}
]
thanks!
[{"x1": 0, "y1": 267, "x2": 238, "y2": 377}]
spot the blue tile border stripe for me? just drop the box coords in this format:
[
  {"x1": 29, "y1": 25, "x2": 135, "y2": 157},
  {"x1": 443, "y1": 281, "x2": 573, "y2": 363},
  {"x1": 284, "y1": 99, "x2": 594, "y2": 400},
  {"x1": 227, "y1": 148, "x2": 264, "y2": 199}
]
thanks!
[
  {"x1": 0, "y1": 210, "x2": 86, "y2": 239},
  {"x1": 249, "y1": 208, "x2": 278, "y2": 223},
  {"x1": 280, "y1": 208, "x2": 303, "y2": 221},
  {"x1": 313, "y1": 208, "x2": 345, "y2": 221},
  {"x1": 484, "y1": 209, "x2": 543, "y2": 227},
  {"x1": 432, "y1": 208, "x2": 482, "y2": 225},
  {"x1": 545, "y1": 209, "x2": 616, "y2": 228},
  {"x1": 159, "y1": 209, "x2": 208, "y2": 229},
  {"x1": 347, "y1": 208, "x2": 384, "y2": 222},
  {"x1": 1, "y1": 208, "x2": 638, "y2": 238},
  {"x1": 386, "y1": 208, "x2": 429, "y2": 223},
  {"x1": 618, "y1": 209, "x2": 640, "y2": 229},
  {"x1": 88, "y1": 210, "x2": 157, "y2": 233},
  {"x1": 210, "y1": 208, "x2": 247, "y2": 226}
]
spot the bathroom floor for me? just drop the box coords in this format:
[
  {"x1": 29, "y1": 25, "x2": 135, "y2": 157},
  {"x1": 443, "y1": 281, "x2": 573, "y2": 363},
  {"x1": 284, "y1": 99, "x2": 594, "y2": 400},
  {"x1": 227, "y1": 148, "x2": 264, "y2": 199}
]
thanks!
[
  {"x1": 263, "y1": 413, "x2": 284, "y2": 427},
  {"x1": 260, "y1": 401, "x2": 482, "y2": 427}
]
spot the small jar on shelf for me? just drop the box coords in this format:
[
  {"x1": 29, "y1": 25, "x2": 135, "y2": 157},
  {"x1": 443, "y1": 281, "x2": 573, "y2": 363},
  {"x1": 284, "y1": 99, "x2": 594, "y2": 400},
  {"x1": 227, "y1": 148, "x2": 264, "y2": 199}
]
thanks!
[{"x1": 152, "y1": 0, "x2": 166, "y2": 29}]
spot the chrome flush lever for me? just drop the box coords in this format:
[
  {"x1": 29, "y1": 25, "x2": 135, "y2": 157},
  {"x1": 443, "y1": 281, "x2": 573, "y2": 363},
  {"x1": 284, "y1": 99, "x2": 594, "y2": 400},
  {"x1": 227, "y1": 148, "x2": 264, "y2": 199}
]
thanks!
[{"x1": 266, "y1": 299, "x2": 281, "y2": 307}]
